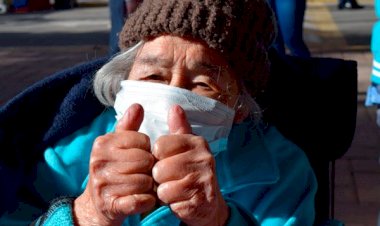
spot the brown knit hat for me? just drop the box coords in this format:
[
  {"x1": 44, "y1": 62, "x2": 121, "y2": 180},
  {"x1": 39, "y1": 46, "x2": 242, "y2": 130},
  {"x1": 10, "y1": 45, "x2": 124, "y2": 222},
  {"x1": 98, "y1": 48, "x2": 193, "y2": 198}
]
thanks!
[{"x1": 119, "y1": 0, "x2": 276, "y2": 97}]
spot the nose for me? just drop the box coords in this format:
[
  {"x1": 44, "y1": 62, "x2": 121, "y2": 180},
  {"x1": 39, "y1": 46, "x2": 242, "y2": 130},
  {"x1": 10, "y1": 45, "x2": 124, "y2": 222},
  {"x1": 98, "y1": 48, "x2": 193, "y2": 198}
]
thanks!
[{"x1": 169, "y1": 69, "x2": 189, "y2": 89}]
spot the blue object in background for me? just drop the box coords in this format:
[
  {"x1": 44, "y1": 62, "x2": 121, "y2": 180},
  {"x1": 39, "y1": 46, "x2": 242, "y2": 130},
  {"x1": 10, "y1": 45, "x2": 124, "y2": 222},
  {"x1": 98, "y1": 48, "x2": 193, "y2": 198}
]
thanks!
[
  {"x1": 12, "y1": 0, "x2": 28, "y2": 8},
  {"x1": 365, "y1": 0, "x2": 380, "y2": 127},
  {"x1": 268, "y1": 0, "x2": 310, "y2": 58},
  {"x1": 370, "y1": 0, "x2": 380, "y2": 85},
  {"x1": 108, "y1": 0, "x2": 126, "y2": 55}
]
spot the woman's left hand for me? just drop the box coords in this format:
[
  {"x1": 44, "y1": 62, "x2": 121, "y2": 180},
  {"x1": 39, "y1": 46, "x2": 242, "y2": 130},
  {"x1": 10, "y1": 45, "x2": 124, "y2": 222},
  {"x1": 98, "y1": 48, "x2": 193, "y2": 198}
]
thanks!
[{"x1": 152, "y1": 105, "x2": 229, "y2": 226}]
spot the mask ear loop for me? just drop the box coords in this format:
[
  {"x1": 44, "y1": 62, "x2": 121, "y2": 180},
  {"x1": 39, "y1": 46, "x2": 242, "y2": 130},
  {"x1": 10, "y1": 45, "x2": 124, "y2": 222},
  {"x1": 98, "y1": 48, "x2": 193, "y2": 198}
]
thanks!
[
  {"x1": 233, "y1": 85, "x2": 265, "y2": 125},
  {"x1": 232, "y1": 93, "x2": 243, "y2": 110},
  {"x1": 216, "y1": 66, "x2": 221, "y2": 84},
  {"x1": 216, "y1": 65, "x2": 233, "y2": 106}
]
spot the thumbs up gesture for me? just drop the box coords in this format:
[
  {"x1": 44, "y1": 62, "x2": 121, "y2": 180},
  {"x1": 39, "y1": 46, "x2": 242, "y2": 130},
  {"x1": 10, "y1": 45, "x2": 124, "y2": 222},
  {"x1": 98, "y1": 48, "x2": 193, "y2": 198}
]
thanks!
[
  {"x1": 152, "y1": 105, "x2": 229, "y2": 226},
  {"x1": 74, "y1": 104, "x2": 156, "y2": 226}
]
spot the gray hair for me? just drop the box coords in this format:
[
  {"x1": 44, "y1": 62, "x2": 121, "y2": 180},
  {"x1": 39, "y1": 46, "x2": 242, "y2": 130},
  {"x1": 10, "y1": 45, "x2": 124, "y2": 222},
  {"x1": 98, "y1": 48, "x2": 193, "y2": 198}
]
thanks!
[
  {"x1": 93, "y1": 41, "x2": 143, "y2": 106},
  {"x1": 93, "y1": 41, "x2": 262, "y2": 122}
]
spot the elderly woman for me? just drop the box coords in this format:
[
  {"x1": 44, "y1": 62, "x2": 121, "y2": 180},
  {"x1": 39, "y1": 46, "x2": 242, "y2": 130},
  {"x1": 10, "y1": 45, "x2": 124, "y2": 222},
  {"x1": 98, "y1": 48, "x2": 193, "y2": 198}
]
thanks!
[{"x1": 0, "y1": 0, "x2": 317, "y2": 225}]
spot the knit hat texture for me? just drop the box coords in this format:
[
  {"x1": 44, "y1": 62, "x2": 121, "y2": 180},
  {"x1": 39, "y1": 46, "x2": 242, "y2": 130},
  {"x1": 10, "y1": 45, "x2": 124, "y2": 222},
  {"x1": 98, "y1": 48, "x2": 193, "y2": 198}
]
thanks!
[{"x1": 119, "y1": 0, "x2": 276, "y2": 97}]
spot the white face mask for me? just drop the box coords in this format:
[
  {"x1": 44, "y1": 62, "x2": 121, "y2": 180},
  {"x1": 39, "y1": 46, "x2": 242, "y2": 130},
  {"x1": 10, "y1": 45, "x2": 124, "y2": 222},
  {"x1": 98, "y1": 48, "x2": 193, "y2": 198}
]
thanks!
[{"x1": 113, "y1": 80, "x2": 236, "y2": 155}]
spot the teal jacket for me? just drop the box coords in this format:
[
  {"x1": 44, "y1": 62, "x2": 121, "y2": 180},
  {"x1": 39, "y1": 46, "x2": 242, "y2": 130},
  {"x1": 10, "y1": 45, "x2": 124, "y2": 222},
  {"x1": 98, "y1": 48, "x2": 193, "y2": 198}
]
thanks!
[
  {"x1": 366, "y1": 0, "x2": 380, "y2": 105},
  {"x1": 370, "y1": 0, "x2": 380, "y2": 84},
  {"x1": 1, "y1": 108, "x2": 317, "y2": 225}
]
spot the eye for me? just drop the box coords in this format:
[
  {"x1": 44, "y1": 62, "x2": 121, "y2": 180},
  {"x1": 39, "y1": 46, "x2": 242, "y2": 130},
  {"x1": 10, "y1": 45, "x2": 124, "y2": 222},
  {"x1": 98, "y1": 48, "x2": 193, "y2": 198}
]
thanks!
[
  {"x1": 194, "y1": 82, "x2": 211, "y2": 88},
  {"x1": 192, "y1": 76, "x2": 217, "y2": 91},
  {"x1": 141, "y1": 74, "x2": 168, "y2": 84},
  {"x1": 146, "y1": 74, "x2": 163, "y2": 81}
]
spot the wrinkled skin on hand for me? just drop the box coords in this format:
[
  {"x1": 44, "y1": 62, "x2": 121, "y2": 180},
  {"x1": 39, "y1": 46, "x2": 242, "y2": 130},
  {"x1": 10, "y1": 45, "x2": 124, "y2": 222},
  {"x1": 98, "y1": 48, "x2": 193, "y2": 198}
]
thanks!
[
  {"x1": 73, "y1": 104, "x2": 156, "y2": 226},
  {"x1": 73, "y1": 104, "x2": 229, "y2": 226},
  {"x1": 152, "y1": 105, "x2": 229, "y2": 226}
]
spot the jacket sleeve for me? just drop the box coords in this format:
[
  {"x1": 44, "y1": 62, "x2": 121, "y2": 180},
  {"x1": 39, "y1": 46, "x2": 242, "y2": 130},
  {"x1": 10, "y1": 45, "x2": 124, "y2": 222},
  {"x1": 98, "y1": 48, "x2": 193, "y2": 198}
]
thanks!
[{"x1": 32, "y1": 197, "x2": 75, "y2": 226}]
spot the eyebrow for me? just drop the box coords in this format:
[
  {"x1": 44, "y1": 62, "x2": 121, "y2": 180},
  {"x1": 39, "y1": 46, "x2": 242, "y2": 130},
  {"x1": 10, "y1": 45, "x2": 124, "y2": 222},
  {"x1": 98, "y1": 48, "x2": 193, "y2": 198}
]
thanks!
[
  {"x1": 136, "y1": 56, "x2": 172, "y2": 67},
  {"x1": 193, "y1": 61, "x2": 220, "y2": 72},
  {"x1": 194, "y1": 62, "x2": 230, "y2": 81}
]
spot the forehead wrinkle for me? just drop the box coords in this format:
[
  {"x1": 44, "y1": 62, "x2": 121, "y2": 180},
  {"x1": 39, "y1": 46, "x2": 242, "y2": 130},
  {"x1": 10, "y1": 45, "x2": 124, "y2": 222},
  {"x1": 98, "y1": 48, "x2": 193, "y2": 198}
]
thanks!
[
  {"x1": 135, "y1": 55, "x2": 173, "y2": 68},
  {"x1": 134, "y1": 38, "x2": 175, "y2": 68}
]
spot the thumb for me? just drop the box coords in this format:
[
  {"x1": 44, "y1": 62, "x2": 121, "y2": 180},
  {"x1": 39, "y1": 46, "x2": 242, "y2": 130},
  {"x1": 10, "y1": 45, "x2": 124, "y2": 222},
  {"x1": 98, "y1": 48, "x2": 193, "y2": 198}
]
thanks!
[
  {"x1": 168, "y1": 105, "x2": 192, "y2": 134},
  {"x1": 115, "y1": 103, "x2": 144, "y2": 132}
]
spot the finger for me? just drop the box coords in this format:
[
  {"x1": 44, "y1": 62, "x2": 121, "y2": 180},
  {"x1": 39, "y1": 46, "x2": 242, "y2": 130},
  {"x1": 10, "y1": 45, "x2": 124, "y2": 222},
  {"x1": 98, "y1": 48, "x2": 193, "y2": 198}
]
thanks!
[
  {"x1": 90, "y1": 149, "x2": 155, "y2": 176},
  {"x1": 168, "y1": 105, "x2": 192, "y2": 135},
  {"x1": 92, "y1": 133, "x2": 151, "y2": 156},
  {"x1": 116, "y1": 103, "x2": 144, "y2": 132},
  {"x1": 99, "y1": 174, "x2": 154, "y2": 197},
  {"x1": 112, "y1": 194, "x2": 156, "y2": 216},
  {"x1": 152, "y1": 149, "x2": 212, "y2": 183},
  {"x1": 156, "y1": 174, "x2": 200, "y2": 204},
  {"x1": 152, "y1": 134, "x2": 194, "y2": 160},
  {"x1": 99, "y1": 148, "x2": 154, "y2": 174}
]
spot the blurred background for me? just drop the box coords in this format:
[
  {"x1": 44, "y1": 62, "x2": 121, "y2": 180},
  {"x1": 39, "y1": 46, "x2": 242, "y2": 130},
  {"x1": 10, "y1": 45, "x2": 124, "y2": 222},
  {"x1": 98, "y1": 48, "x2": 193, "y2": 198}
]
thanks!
[{"x1": 0, "y1": 0, "x2": 379, "y2": 225}]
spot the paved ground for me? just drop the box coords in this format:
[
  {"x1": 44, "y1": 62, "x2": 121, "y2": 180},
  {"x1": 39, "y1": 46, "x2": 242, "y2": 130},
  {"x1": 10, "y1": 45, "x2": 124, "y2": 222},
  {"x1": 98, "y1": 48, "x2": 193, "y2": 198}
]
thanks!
[
  {"x1": 305, "y1": 1, "x2": 380, "y2": 225},
  {"x1": 0, "y1": 6, "x2": 109, "y2": 104},
  {"x1": 0, "y1": 0, "x2": 379, "y2": 225}
]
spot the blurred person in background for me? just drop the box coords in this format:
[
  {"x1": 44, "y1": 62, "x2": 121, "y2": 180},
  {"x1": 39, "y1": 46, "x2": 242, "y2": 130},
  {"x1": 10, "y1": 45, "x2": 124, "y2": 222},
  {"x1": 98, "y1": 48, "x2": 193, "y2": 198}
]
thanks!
[
  {"x1": 267, "y1": 0, "x2": 311, "y2": 58},
  {"x1": 365, "y1": 0, "x2": 380, "y2": 127},
  {"x1": 337, "y1": 0, "x2": 364, "y2": 9},
  {"x1": 109, "y1": 0, "x2": 142, "y2": 54}
]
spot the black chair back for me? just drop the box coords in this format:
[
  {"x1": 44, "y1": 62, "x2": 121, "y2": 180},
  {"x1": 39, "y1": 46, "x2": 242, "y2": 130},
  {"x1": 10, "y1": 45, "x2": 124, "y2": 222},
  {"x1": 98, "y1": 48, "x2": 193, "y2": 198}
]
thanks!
[{"x1": 263, "y1": 50, "x2": 358, "y2": 225}]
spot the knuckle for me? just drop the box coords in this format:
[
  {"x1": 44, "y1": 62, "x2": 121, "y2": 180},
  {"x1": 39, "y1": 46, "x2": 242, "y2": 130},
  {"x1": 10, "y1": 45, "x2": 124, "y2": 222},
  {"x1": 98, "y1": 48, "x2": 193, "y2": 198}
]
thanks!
[
  {"x1": 106, "y1": 196, "x2": 122, "y2": 219},
  {"x1": 141, "y1": 133, "x2": 151, "y2": 146},
  {"x1": 107, "y1": 144, "x2": 120, "y2": 154},
  {"x1": 152, "y1": 136, "x2": 167, "y2": 157},
  {"x1": 90, "y1": 176, "x2": 107, "y2": 192},
  {"x1": 109, "y1": 196, "x2": 120, "y2": 213},
  {"x1": 127, "y1": 195, "x2": 141, "y2": 213},
  {"x1": 93, "y1": 135, "x2": 110, "y2": 150},
  {"x1": 186, "y1": 171, "x2": 200, "y2": 183},
  {"x1": 89, "y1": 158, "x2": 107, "y2": 174},
  {"x1": 203, "y1": 172, "x2": 215, "y2": 184},
  {"x1": 191, "y1": 136, "x2": 209, "y2": 149},
  {"x1": 203, "y1": 153, "x2": 215, "y2": 167}
]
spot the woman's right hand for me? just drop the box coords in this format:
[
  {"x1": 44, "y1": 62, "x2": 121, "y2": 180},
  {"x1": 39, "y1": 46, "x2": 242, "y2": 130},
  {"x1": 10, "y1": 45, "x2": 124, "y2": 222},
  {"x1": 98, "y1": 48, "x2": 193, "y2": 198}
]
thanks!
[{"x1": 73, "y1": 104, "x2": 156, "y2": 226}]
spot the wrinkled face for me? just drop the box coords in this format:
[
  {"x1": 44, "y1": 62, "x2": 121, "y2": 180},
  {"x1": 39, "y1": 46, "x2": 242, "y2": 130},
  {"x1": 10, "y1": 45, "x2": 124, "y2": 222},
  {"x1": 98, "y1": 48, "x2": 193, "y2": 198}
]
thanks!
[{"x1": 128, "y1": 35, "x2": 241, "y2": 109}]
